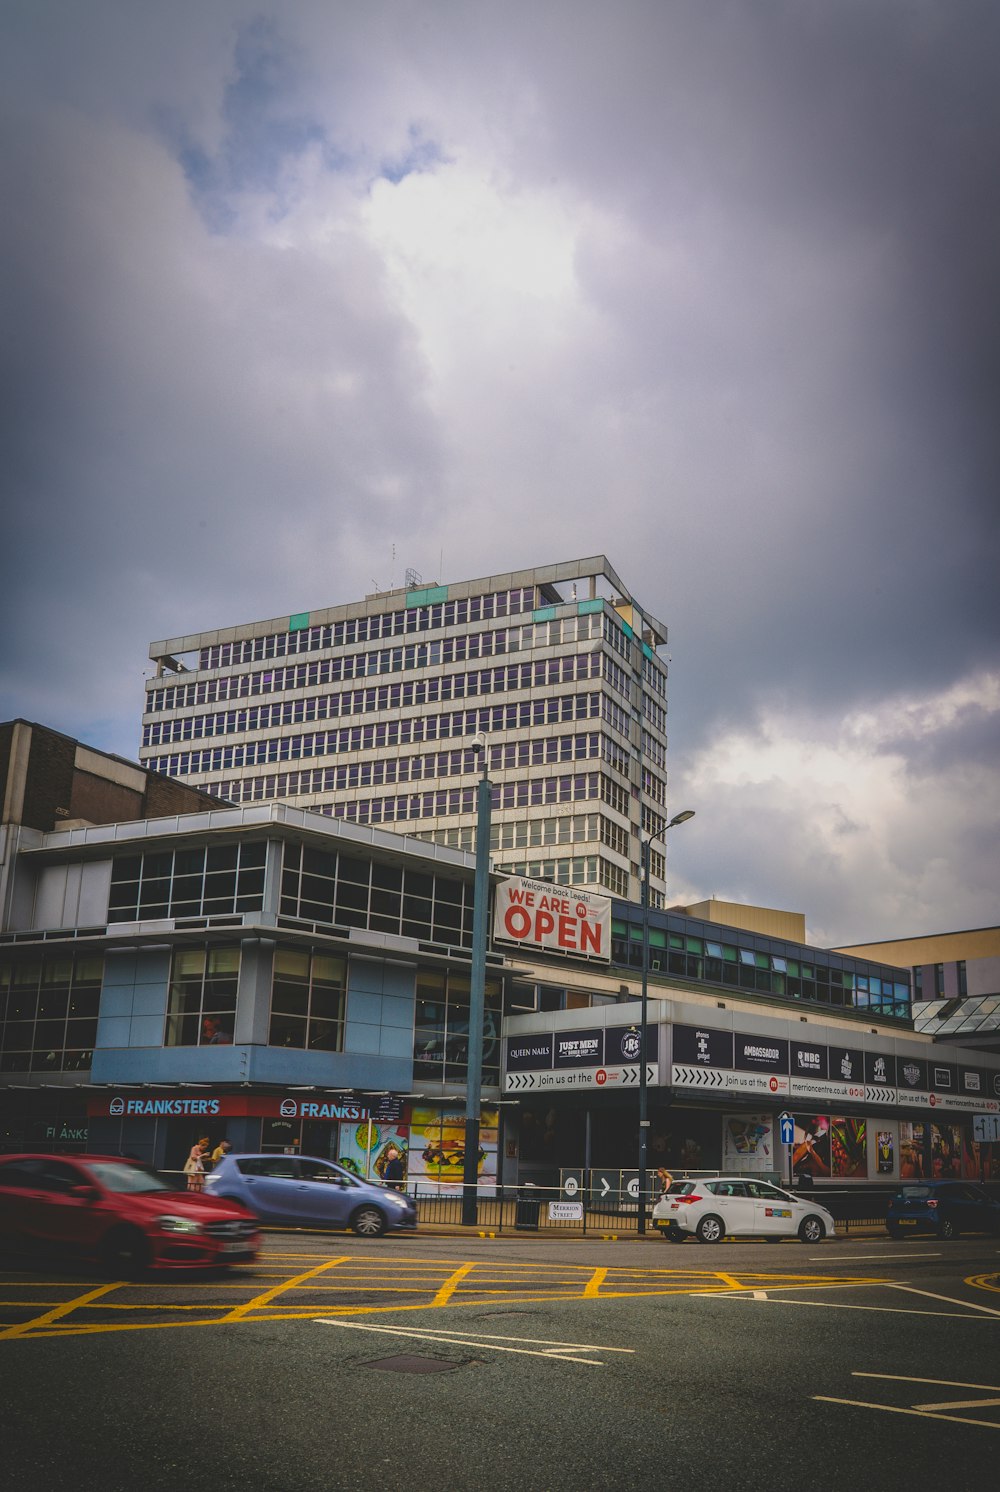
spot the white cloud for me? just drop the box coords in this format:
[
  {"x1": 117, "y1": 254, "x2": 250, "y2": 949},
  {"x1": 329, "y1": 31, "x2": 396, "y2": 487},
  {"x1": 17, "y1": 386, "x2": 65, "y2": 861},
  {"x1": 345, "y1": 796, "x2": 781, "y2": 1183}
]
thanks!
[{"x1": 673, "y1": 671, "x2": 1000, "y2": 945}]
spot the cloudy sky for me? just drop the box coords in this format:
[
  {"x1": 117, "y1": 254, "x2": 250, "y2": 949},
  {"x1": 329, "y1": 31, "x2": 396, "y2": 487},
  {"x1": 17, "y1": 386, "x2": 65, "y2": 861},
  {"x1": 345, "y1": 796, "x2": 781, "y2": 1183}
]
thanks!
[{"x1": 2, "y1": 1, "x2": 998, "y2": 947}]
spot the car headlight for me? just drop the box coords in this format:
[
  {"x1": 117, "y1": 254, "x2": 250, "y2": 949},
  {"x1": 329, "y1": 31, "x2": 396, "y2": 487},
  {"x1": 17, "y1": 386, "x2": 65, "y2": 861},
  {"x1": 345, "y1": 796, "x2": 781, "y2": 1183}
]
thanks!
[
  {"x1": 386, "y1": 1193, "x2": 410, "y2": 1207},
  {"x1": 157, "y1": 1215, "x2": 205, "y2": 1234}
]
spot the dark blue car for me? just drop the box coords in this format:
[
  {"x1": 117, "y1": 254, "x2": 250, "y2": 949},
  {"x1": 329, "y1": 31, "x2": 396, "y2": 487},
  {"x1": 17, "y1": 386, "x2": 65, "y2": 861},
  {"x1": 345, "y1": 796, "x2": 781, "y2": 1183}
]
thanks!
[{"x1": 886, "y1": 1181, "x2": 1000, "y2": 1240}]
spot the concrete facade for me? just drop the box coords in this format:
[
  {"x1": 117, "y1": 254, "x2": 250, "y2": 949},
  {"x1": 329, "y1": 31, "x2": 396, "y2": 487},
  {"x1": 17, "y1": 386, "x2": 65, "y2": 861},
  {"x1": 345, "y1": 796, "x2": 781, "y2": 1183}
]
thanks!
[{"x1": 139, "y1": 557, "x2": 671, "y2": 907}]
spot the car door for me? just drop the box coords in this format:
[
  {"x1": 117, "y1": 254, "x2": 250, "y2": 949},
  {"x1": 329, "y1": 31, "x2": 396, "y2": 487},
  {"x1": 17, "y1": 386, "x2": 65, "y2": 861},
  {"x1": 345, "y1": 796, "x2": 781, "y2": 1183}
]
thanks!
[
  {"x1": 28, "y1": 1159, "x2": 106, "y2": 1252},
  {"x1": 707, "y1": 1181, "x2": 757, "y2": 1235},
  {"x1": 0, "y1": 1158, "x2": 47, "y2": 1245},
  {"x1": 747, "y1": 1181, "x2": 798, "y2": 1236},
  {"x1": 236, "y1": 1156, "x2": 303, "y2": 1222},
  {"x1": 948, "y1": 1183, "x2": 999, "y2": 1234},
  {"x1": 292, "y1": 1158, "x2": 357, "y2": 1227}
]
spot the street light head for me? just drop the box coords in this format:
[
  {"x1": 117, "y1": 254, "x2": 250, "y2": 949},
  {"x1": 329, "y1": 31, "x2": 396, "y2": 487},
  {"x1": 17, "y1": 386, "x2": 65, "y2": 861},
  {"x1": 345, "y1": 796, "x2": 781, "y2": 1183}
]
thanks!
[{"x1": 668, "y1": 809, "x2": 695, "y2": 827}]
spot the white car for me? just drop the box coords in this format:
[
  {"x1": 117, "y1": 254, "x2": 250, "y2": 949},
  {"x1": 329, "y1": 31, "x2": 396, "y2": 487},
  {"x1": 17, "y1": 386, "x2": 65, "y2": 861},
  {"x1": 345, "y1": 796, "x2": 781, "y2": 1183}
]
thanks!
[{"x1": 652, "y1": 1177, "x2": 835, "y2": 1244}]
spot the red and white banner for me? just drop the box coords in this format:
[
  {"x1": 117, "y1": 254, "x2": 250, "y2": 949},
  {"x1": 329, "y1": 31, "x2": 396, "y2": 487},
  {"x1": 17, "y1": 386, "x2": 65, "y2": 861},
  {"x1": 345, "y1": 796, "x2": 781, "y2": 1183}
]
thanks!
[{"x1": 494, "y1": 876, "x2": 611, "y2": 961}]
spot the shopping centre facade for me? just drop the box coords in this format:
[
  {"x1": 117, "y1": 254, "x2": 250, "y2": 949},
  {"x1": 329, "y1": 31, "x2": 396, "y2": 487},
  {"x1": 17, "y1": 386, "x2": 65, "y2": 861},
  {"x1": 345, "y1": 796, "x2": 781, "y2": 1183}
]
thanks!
[{"x1": 3, "y1": 724, "x2": 997, "y2": 1192}]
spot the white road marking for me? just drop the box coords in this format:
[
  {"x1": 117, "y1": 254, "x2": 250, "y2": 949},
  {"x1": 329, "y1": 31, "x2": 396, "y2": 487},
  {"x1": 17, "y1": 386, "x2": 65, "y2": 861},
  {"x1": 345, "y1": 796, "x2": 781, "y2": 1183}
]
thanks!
[
  {"x1": 885, "y1": 1283, "x2": 1000, "y2": 1318},
  {"x1": 314, "y1": 1318, "x2": 634, "y2": 1367},
  {"x1": 813, "y1": 1252, "x2": 941, "y2": 1262},
  {"x1": 701, "y1": 1295, "x2": 992, "y2": 1319},
  {"x1": 815, "y1": 1371, "x2": 1000, "y2": 1428},
  {"x1": 813, "y1": 1396, "x2": 1000, "y2": 1429},
  {"x1": 854, "y1": 1372, "x2": 1000, "y2": 1393}
]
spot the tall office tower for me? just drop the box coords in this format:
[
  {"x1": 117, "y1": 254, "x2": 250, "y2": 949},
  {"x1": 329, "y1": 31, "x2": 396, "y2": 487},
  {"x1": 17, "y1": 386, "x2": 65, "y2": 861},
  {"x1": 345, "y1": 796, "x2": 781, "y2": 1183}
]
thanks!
[{"x1": 140, "y1": 557, "x2": 671, "y2": 905}]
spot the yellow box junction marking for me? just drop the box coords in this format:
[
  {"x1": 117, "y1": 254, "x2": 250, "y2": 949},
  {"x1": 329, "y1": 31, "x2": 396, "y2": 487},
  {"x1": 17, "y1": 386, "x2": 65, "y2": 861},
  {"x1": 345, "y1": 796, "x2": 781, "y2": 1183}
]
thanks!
[{"x1": 0, "y1": 1258, "x2": 886, "y2": 1341}]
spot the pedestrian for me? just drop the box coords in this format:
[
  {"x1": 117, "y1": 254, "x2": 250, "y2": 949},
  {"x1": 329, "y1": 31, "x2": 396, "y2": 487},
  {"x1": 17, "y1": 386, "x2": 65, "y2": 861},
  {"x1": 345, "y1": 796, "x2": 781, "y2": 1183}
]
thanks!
[
  {"x1": 383, "y1": 1145, "x2": 406, "y2": 1192},
  {"x1": 211, "y1": 1138, "x2": 232, "y2": 1168},
  {"x1": 183, "y1": 1140, "x2": 206, "y2": 1192}
]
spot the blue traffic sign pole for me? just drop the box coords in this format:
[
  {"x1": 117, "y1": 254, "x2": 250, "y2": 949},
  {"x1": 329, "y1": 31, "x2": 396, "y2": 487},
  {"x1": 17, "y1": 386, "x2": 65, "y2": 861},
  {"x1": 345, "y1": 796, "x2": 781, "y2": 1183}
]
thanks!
[{"x1": 779, "y1": 1112, "x2": 795, "y2": 1188}]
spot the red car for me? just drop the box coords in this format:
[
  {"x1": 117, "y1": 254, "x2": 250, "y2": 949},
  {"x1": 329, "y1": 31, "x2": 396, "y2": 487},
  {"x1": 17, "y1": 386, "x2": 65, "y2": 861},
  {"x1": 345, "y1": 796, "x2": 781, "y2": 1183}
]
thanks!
[{"x1": 0, "y1": 1153, "x2": 259, "y2": 1274}]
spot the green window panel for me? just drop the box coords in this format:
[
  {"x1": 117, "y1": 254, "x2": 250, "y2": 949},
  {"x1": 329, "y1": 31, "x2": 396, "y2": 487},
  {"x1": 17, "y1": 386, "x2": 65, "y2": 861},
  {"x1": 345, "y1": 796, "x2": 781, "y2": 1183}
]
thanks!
[
  {"x1": 406, "y1": 585, "x2": 448, "y2": 607},
  {"x1": 289, "y1": 612, "x2": 310, "y2": 631}
]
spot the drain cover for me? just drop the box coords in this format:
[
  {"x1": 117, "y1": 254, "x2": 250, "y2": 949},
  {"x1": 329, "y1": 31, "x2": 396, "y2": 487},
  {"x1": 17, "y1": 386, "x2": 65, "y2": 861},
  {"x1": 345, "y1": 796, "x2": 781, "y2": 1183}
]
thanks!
[{"x1": 366, "y1": 1354, "x2": 463, "y2": 1374}]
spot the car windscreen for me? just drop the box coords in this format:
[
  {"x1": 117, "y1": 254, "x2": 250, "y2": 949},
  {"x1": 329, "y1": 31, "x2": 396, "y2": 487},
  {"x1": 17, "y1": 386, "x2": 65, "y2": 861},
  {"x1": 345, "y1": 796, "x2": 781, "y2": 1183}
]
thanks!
[
  {"x1": 83, "y1": 1161, "x2": 175, "y2": 1194},
  {"x1": 899, "y1": 1185, "x2": 931, "y2": 1199},
  {"x1": 666, "y1": 1182, "x2": 699, "y2": 1195}
]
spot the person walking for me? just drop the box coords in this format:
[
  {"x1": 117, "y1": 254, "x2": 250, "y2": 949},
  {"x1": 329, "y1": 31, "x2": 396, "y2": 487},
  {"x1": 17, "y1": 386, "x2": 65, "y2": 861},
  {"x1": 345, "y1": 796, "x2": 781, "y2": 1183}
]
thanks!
[
  {"x1": 183, "y1": 1139, "x2": 208, "y2": 1192},
  {"x1": 383, "y1": 1145, "x2": 406, "y2": 1192},
  {"x1": 211, "y1": 1138, "x2": 232, "y2": 1168}
]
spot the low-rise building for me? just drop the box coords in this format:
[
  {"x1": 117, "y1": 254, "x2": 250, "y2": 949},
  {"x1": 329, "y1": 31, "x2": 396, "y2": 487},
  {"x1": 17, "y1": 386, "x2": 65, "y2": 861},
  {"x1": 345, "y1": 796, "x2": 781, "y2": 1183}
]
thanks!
[{"x1": 3, "y1": 722, "x2": 998, "y2": 1192}]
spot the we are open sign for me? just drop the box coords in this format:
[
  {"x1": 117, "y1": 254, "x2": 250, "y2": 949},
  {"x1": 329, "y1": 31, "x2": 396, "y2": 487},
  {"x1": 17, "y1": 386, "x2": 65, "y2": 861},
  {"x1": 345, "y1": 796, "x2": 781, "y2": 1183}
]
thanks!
[{"x1": 494, "y1": 876, "x2": 611, "y2": 962}]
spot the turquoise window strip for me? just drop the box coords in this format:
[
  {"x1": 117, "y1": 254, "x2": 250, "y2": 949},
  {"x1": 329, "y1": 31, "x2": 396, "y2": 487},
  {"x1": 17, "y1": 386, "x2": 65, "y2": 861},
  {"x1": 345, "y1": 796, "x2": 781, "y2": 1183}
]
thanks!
[
  {"x1": 289, "y1": 612, "x2": 310, "y2": 632},
  {"x1": 642, "y1": 641, "x2": 653, "y2": 660},
  {"x1": 533, "y1": 606, "x2": 557, "y2": 621},
  {"x1": 577, "y1": 599, "x2": 603, "y2": 614},
  {"x1": 406, "y1": 585, "x2": 448, "y2": 608}
]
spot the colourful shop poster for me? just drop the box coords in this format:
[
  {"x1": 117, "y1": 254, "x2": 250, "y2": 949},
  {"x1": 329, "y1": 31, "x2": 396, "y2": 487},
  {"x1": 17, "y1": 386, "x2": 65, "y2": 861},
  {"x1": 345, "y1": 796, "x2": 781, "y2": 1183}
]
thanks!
[
  {"x1": 792, "y1": 1115, "x2": 831, "y2": 1177},
  {"x1": 722, "y1": 1114, "x2": 773, "y2": 1172},
  {"x1": 407, "y1": 1106, "x2": 498, "y2": 1194},
  {"x1": 876, "y1": 1130, "x2": 894, "y2": 1175},
  {"x1": 337, "y1": 1121, "x2": 409, "y2": 1181},
  {"x1": 900, "y1": 1121, "x2": 925, "y2": 1179},
  {"x1": 930, "y1": 1123, "x2": 961, "y2": 1179},
  {"x1": 831, "y1": 1116, "x2": 867, "y2": 1177}
]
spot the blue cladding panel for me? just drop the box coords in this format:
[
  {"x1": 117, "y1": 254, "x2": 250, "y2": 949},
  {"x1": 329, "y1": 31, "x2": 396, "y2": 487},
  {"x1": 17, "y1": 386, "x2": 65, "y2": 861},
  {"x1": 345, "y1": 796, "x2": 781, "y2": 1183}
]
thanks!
[
  {"x1": 380, "y1": 995, "x2": 414, "y2": 1029},
  {"x1": 378, "y1": 1027, "x2": 413, "y2": 1058},
  {"x1": 344, "y1": 1022, "x2": 381, "y2": 1054},
  {"x1": 347, "y1": 990, "x2": 383, "y2": 1023},
  {"x1": 128, "y1": 1016, "x2": 165, "y2": 1047}
]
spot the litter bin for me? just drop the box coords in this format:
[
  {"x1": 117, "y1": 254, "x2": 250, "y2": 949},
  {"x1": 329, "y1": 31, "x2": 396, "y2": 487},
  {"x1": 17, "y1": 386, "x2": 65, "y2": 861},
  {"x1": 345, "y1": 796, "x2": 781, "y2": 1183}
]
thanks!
[{"x1": 515, "y1": 1188, "x2": 540, "y2": 1231}]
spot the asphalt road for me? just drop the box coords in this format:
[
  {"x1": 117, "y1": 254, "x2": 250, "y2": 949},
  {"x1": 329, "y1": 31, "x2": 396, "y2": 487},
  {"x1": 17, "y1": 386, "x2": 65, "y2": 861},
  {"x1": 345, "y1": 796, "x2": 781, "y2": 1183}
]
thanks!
[{"x1": 2, "y1": 1231, "x2": 998, "y2": 1492}]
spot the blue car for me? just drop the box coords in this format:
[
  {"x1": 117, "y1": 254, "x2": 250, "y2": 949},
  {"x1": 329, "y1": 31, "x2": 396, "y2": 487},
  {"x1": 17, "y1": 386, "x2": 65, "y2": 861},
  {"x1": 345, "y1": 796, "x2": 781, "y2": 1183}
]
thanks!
[
  {"x1": 204, "y1": 1153, "x2": 417, "y2": 1237},
  {"x1": 886, "y1": 1181, "x2": 1000, "y2": 1240}
]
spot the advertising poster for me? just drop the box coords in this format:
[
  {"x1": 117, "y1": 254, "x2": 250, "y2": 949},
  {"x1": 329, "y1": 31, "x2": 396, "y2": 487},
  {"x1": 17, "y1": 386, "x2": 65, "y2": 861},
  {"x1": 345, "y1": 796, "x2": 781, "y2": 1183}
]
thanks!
[
  {"x1": 337, "y1": 1121, "x2": 409, "y2": 1182},
  {"x1": 722, "y1": 1114, "x2": 774, "y2": 1172},
  {"x1": 406, "y1": 1106, "x2": 498, "y2": 1194},
  {"x1": 877, "y1": 1130, "x2": 894, "y2": 1175},
  {"x1": 930, "y1": 1123, "x2": 961, "y2": 1179},
  {"x1": 963, "y1": 1135, "x2": 997, "y2": 1181},
  {"x1": 900, "y1": 1121, "x2": 925, "y2": 1179},
  {"x1": 792, "y1": 1115, "x2": 831, "y2": 1177},
  {"x1": 830, "y1": 1116, "x2": 867, "y2": 1178}
]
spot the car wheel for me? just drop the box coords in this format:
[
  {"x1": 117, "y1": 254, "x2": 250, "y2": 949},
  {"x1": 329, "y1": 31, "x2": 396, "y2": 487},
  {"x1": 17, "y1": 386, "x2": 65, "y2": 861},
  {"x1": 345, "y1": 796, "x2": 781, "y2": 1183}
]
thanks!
[
  {"x1": 696, "y1": 1214, "x2": 725, "y2": 1244},
  {"x1": 351, "y1": 1205, "x2": 387, "y2": 1238},
  {"x1": 765, "y1": 1235, "x2": 782, "y2": 1243},
  {"x1": 101, "y1": 1226, "x2": 151, "y2": 1278},
  {"x1": 938, "y1": 1218, "x2": 958, "y2": 1240},
  {"x1": 798, "y1": 1215, "x2": 825, "y2": 1244},
  {"x1": 887, "y1": 1224, "x2": 903, "y2": 1240},
  {"x1": 662, "y1": 1226, "x2": 685, "y2": 1243}
]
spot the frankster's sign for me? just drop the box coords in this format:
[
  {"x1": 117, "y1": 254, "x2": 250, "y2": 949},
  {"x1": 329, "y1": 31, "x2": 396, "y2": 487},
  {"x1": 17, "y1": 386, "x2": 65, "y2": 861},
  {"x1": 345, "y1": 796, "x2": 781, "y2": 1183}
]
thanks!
[{"x1": 494, "y1": 877, "x2": 611, "y2": 962}]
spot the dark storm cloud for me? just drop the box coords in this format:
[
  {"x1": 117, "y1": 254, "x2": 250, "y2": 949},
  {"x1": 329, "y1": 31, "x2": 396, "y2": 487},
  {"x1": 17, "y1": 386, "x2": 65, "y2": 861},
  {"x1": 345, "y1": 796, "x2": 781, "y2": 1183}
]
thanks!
[
  {"x1": 881, "y1": 699, "x2": 1000, "y2": 778},
  {"x1": 494, "y1": 0, "x2": 1000, "y2": 742},
  {"x1": 0, "y1": 1, "x2": 997, "y2": 940}
]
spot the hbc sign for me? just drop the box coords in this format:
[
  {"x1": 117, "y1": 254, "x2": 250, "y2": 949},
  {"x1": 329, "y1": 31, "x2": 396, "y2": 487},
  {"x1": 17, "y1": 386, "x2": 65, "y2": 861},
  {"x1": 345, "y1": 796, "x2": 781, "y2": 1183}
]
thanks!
[{"x1": 494, "y1": 877, "x2": 611, "y2": 961}]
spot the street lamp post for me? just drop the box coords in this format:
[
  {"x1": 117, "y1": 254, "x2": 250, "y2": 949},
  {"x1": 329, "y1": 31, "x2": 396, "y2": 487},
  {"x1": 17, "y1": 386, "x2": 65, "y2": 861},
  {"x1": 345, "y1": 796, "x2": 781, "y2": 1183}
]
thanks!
[
  {"x1": 638, "y1": 808, "x2": 695, "y2": 1234},
  {"x1": 462, "y1": 736, "x2": 493, "y2": 1227}
]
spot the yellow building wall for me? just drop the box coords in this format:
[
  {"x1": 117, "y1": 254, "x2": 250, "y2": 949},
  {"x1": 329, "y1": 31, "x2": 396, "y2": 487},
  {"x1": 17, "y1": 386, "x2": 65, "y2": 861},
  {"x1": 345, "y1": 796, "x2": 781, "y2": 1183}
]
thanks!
[
  {"x1": 836, "y1": 928, "x2": 1000, "y2": 966},
  {"x1": 682, "y1": 900, "x2": 807, "y2": 943}
]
